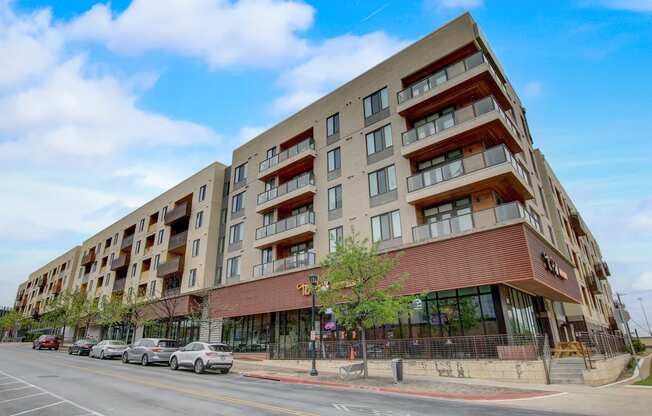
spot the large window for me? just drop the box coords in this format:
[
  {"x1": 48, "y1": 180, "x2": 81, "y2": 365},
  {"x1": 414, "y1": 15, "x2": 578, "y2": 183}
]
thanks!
[
  {"x1": 188, "y1": 269, "x2": 197, "y2": 287},
  {"x1": 234, "y1": 163, "x2": 247, "y2": 183},
  {"x1": 138, "y1": 218, "x2": 145, "y2": 232},
  {"x1": 229, "y1": 223, "x2": 243, "y2": 244},
  {"x1": 371, "y1": 210, "x2": 401, "y2": 242},
  {"x1": 191, "y1": 239, "x2": 200, "y2": 257},
  {"x1": 368, "y1": 165, "x2": 397, "y2": 197},
  {"x1": 328, "y1": 185, "x2": 342, "y2": 211},
  {"x1": 157, "y1": 229, "x2": 165, "y2": 245},
  {"x1": 327, "y1": 147, "x2": 341, "y2": 172},
  {"x1": 327, "y1": 113, "x2": 340, "y2": 137},
  {"x1": 329, "y1": 227, "x2": 343, "y2": 253},
  {"x1": 231, "y1": 192, "x2": 245, "y2": 212},
  {"x1": 195, "y1": 211, "x2": 203, "y2": 229},
  {"x1": 198, "y1": 184, "x2": 207, "y2": 202},
  {"x1": 366, "y1": 124, "x2": 392, "y2": 156},
  {"x1": 363, "y1": 87, "x2": 389, "y2": 119},
  {"x1": 226, "y1": 257, "x2": 241, "y2": 279}
]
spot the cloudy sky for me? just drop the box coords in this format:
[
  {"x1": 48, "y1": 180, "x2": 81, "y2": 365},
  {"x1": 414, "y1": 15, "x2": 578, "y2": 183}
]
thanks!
[{"x1": 1, "y1": 0, "x2": 651, "y2": 333}]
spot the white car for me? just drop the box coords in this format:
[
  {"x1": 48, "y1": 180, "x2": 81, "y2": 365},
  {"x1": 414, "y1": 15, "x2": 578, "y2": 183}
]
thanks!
[
  {"x1": 169, "y1": 342, "x2": 233, "y2": 374},
  {"x1": 90, "y1": 340, "x2": 128, "y2": 359}
]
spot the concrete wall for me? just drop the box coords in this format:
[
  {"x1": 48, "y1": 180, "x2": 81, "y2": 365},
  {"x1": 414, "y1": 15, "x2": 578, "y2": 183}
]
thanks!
[{"x1": 582, "y1": 354, "x2": 631, "y2": 386}]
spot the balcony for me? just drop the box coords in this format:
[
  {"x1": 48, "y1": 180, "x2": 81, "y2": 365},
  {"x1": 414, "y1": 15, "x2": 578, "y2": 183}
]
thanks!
[
  {"x1": 401, "y1": 96, "x2": 523, "y2": 159},
  {"x1": 412, "y1": 201, "x2": 542, "y2": 244},
  {"x1": 112, "y1": 277, "x2": 126, "y2": 293},
  {"x1": 569, "y1": 212, "x2": 588, "y2": 237},
  {"x1": 586, "y1": 274, "x2": 602, "y2": 295},
  {"x1": 258, "y1": 138, "x2": 316, "y2": 180},
  {"x1": 164, "y1": 201, "x2": 190, "y2": 225},
  {"x1": 253, "y1": 252, "x2": 316, "y2": 278},
  {"x1": 52, "y1": 281, "x2": 63, "y2": 294},
  {"x1": 80, "y1": 251, "x2": 96, "y2": 266},
  {"x1": 406, "y1": 145, "x2": 532, "y2": 207},
  {"x1": 167, "y1": 231, "x2": 188, "y2": 254},
  {"x1": 120, "y1": 234, "x2": 134, "y2": 251},
  {"x1": 594, "y1": 261, "x2": 611, "y2": 280},
  {"x1": 156, "y1": 256, "x2": 183, "y2": 278},
  {"x1": 139, "y1": 270, "x2": 150, "y2": 283},
  {"x1": 254, "y1": 212, "x2": 316, "y2": 249},
  {"x1": 256, "y1": 172, "x2": 316, "y2": 213},
  {"x1": 163, "y1": 287, "x2": 181, "y2": 298},
  {"x1": 110, "y1": 254, "x2": 130, "y2": 271},
  {"x1": 397, "y1": 51, "x2": 512, "y2": 117}
]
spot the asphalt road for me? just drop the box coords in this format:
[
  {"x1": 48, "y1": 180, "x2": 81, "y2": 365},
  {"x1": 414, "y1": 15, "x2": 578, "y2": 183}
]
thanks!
[{"x1": 0, "y1": 343, "x2": 579, "y2": 416}]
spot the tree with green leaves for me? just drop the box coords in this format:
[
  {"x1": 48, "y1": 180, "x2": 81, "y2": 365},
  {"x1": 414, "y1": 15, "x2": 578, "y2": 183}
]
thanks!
[
  {"x1": 122, "y1": 291, "x2": 152, "y2": 343},
  {"x1": 317, "y1": 233, "x2": 412, "y2": 378},
  {"x1": 96, "y1": 295, "x2": 128, "y2": 338}
]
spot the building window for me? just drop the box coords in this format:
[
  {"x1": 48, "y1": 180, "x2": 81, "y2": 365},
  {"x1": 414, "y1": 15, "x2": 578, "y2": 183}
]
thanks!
[
  {"x1": 261, "y1": 248, "x2": 273, "y2": 264},
  {"x1": 131, "y1": 264, "x2": 137, "y2": 277},
  {"x1": 157, "y1": 229, "x2": 165, "y2": 245},
  {"x1": 368, "y1": 165, "x2": 397, "y2": 197},
  {"x1": 105, "y1": 274, "x2": 111, "y2": 286},
  {"x1": 371, "y1": 210, "x2": 401, "y2": 242},
  {"x1": 191, "y1": 239, "x2": 200, "y2": 257},
  {"x1": 327, "y1": 113, "x2": 340, "y2": 137},
  {"x1": 161, "y1": 206, "x2": 168, "y2": 222},
  {"x1": 328, "y1": 185, "x2": 342, "y2": 211},
  {"x1": 327, "y1": 147, "x2": 341, "y2": 173},
  {"x1": 154, "y1": 254, "x2": 160, "y2": 270},
  {"x1": 138, "y1": 218, "x2": 145, "y2": 232},
  {"x1": 195, "y1": 211, "x2": 203, "y2": 229},
  {"x1": 232, "y1": 192, "x2": 245, "y2": 212},
  {"x1": 218, "y1": 237, "x2": 225, "y2": 254},
  {"x1": 226, "y1": 257, "x2": 241, "y2": 278},
  {"x1": 135, "y1": 240, "x2": 141, "y2": 254},
  {"x1": 266, "y1": 147, "x2": 277, "y2": 159},
  {"x1": 149, "y1": 281, "x2": 156, "y2": 297},
  {"x1": 220, "y1": 208, "x2": 227, "y2": 224},
  {"x1": 229, "y1": 223, "x2": 244, "y2": 244},
  {"x1": 366, "y1": 124, "x2": 392, "y2": 156},
  {"x1": 113, "y1": 233, "x2": 118, "y2": 246},
  {"x1": 329, "y1": 227, "x2": 343, "y2": 253},
  {"x1": 198, "y1": 184, "x2": 207, "y2": 202},
  {"x1": 110, "y1": 253, "x2": 115, "y2": 265},
  {"x1": 188, "y1": 269, "x2": 197, "y2": 287},
  {"x1": 234, "y1": 163, "x2": 247, "y2": 183},
  {"x1": 363, "y1": 87, "x2": 389, "y2": 119}
]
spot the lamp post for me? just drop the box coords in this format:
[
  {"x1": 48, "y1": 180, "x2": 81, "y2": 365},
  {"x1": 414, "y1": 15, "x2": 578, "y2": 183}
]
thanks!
[{"x1": 309, "y1": 273, "x2": 319, "y2": 376}]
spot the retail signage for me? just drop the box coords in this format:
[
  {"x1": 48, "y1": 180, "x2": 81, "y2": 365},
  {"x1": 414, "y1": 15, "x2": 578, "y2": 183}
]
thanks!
[{"x1": 541, "y1": 253, "x2": 568, "y2": 280}]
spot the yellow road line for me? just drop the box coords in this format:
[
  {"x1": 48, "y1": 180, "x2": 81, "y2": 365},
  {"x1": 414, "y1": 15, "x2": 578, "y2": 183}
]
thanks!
[{"x1": 2, "y1": 348, "x2": 319, "y2": 416}]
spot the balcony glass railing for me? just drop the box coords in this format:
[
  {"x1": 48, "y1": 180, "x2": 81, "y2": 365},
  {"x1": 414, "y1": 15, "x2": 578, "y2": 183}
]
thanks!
[
  {"x1": 253, "y1": 252, "x2": 316, "y2": 277},
  {"x1": 401, "y1": 96, "x2": 520, "y2": 147},
  {"x1": 257, "y1": 172, "x2": 315, "y2": 205},
  {"x1": 412, "y1": 201, "x2": 541, "y2": 243},
  {"x1": 259, "y1": 138, "x2": 315, "y2": 173},
  {"x1": 256, "y1": 212, "x2": 315, "y2": 240},
  {"x1": 406, "y1": 144, "x2": 530, "y2": 193}
]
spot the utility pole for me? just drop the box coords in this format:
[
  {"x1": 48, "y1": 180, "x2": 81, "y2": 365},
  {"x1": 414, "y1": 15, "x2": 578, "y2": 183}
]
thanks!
[
  {"x1": 638, "y1": 297, "x2": 652, "y2": 336},
  {"x1": 616, "y1": 293, "x2": 636, "y2": 354}
]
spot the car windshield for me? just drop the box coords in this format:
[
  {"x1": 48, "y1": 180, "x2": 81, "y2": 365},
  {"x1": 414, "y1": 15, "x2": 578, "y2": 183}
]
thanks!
[
  {"x1": 108, "y1": 341, "x2": 126, "y2": 346},
  {"x1": 79, "y1": 339, "x2": 97, "y2": 344},
  {"x1": 157, "y1": 340, "x2": 177, "y2": 348},
  {"x1": 208, "y1": 344, "x2": 232, "y2": 352}
]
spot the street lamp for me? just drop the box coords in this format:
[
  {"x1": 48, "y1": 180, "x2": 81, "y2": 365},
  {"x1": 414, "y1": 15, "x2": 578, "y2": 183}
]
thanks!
[{"x1": 309, "y1": 273, "x2": 319, "y2": 376}]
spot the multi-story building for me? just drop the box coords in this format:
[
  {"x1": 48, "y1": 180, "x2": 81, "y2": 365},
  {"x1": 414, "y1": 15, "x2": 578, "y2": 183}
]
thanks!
[
  {"x1": 14, "y1": 246, "x2": 81, "y2": 320},
  {"x1": 11, "y1": 13, "x2": 617, "y2": 350}
]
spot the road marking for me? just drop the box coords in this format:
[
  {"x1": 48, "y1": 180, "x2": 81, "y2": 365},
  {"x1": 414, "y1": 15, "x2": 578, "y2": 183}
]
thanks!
[
  {"x1": 0, "y1": 392, "x2": 47, "y2": 404},
  {"x1": 0, "y1": 386, "x2": 33, "y2": 393},
  {"x1": 8, "y1": 400, "x2": 65, "y2": 416},
  {"x1": 0, "y1": 381, "x2": 22, "y2": 386}
]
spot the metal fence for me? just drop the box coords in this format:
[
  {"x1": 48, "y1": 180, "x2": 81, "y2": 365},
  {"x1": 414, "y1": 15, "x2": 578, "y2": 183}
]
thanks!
[
  {"x1": 575, "y1": 331, "x2": 627, "y2": 359},
  {"x1": 267, "y1": 334, "x2": 547, "y2": 361}
]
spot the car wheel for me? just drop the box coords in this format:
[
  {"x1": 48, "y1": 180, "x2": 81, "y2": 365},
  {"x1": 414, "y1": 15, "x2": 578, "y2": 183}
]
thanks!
[
  {"x1": 170, "y1": 357, "x2": 178, "y2": 371},
  {"x1": 100, "y1": 351, "x2": 105, "y2": 360},
  {"x1": 55, "y1": 348, "x2": 59, "y2": 351},
  {"x1": 68, "y1": 349, "x2": 73, "y2": 355},
  {"x1": 141, "y1": 354, "x2": 149, "y2": 366},
  {"x1": 122, "y1": 353, "x2": 129, "y2": 364},
  {"x1": 220, "y1": 368, "x2": 230, "y2": 374},
  {"x1": 194, "y1": 359, "x2": 205, "y2": 374},
  {"x1": 32, "y1": 344, "x2": 35, "y2": 349}
]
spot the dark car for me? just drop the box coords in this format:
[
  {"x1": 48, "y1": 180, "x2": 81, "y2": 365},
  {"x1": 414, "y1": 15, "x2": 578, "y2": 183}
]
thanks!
[
  {"x1": 32, "y1": 335, "x2": 60, "y2": 350},
  {"x1": 68, "y1": 339, "x2": 98, "y2": 356}
]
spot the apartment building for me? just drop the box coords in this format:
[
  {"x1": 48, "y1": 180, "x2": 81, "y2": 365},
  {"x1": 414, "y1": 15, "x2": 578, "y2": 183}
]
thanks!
[
  {"x1": 14, "y1": 246, "x2": 81, "y2": 319},
  {"x1": 534, "y1": 150, "x2": 615, "y2": 337},
  {"x1": 208, "y1": 13, "x2": 612, "y2": 349},
  {"x1": 72, "y1": 162, "x2": 228, "y2": 340}
]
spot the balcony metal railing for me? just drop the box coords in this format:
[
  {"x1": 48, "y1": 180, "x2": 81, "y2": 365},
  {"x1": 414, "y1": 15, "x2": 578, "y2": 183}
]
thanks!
[
  {"x1": 255, "y1": 212, "x2": 315, "y2": 240},
  {"x1": 110, "y1": 254, "x2": 129, "y2": 271},
  {"x1": 120, "y1": 234, "x2": 134, "y2": 250},
  {"x1": 163, "y1": 287, "x2": 181, "y2": 298},
  {"x1": 412, "y1": 201, "x2": 541, "y2": 243},
  {"x1": 257, "y1": 172, "x2": 315, "y2": 206},
  {"x1": 253, "y1": 252, "x2": 316, "y2": 278},
  {"x1": 156, "y1": 256, "x2": 183, "y2": 278},
  {"x1": 259, "y1": 138, "x2": 315, "y2": 173},
  {"x1": 164, "y1": 201, "x2": 190, "y2": 225},
  {"x1": 168, "y1": 231, "x2": 188, "y2": 252},
  {"x1": 406, "y1": 144, "x2": 530, "y2": 193},
  {"x1": 401, "y1": 96, "x2": 520, "y2": 147}
]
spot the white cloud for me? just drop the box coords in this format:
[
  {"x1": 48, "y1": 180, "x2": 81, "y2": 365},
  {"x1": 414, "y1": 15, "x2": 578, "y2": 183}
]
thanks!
[
  {"x1": 633, "y1": 272, "x2": 652, "y2": 291},
  {"x1": 65, "y1": 0, "x2": 315, "y2": 68},
  {"x1": 593, "y1": 0, "x2": 652, "y2": 12},
  {"x1": 237, "y1": 125, "x2": 269, "y2": 144},
  {"x1": 521, "y1": 81, "x2": 544, "y2": 98},
  {"x1": 274, "y1": 32, "x2": 409, "y2": 114},
  {"x1": 425, "y1": 0, "x2": 484, "y2": 10}
]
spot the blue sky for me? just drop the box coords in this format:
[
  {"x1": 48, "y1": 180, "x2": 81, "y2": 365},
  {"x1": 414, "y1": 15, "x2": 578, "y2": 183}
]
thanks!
[{"x1": 1, "y1": 0, "x2": 651, "y2": 333}]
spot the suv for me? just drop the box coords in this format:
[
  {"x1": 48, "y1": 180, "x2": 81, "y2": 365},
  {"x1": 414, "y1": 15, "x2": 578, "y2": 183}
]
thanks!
[
  {"x1": 122, "y1": 338, "x2": 178, "y2": 366},
  {"x1": 170, "y1": 342, "x2": 233, "y2": 374},
  {"x1": 32, "y1": 335, "x2": 60, "y2": 350}
]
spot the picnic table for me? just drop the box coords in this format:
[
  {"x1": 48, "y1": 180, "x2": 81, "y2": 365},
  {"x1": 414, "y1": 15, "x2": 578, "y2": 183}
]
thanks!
[{"x1": 552, "y1": 341, "x2": 590, "y2": 358}]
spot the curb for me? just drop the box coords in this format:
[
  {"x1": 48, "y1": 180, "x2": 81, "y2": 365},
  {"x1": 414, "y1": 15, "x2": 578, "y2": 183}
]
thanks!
[{"x1": 242, "y1": 372, "x2": 562, "y2": 402}]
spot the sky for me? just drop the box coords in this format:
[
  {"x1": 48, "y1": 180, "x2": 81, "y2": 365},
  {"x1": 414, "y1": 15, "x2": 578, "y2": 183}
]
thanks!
[{"x1": 0, "y1": 0, "x2": 651, "y2": 334}]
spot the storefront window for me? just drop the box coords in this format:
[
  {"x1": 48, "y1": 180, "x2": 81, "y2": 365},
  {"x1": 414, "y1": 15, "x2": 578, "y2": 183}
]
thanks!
[{"x1": 505, "y1": 287, "x2": 540, "y2": 335}]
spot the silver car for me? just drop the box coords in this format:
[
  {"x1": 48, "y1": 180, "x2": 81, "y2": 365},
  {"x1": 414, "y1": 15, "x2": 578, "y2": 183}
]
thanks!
[
  {"x1": 122, "y1": 338, "x2": 178, "y2": 366},
  {"x1": 169, "y1": 342, "x2": 233, "y2": 374},
  {"x1": 90, "y1": 340, "x2": 127, "y2": 359}
]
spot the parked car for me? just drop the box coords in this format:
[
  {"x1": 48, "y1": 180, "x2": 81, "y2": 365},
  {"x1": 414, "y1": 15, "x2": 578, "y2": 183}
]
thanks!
[
  {"x1": 32, "y1": 335, "x2": 60, "y2": 350},
  {"x1": 90, "y1": 340, "x2": 128, "y2": 359},
  {"x1": 170, "y1": 342, "x2": 233, "y2": 374},
  {"x1": 68, "y1": 339, "x2": 98, "y2": 356},
  {"x1": 122, "y1": 338, "x2": 178, "y2": 366}
]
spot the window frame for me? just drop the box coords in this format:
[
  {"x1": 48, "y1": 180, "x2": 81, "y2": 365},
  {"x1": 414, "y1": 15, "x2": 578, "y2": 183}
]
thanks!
[
  {"x1": 327, "y1": 147, "x2": 341, "y2": 173},
  {"x1": 328, "y1": 185, "x2": 342, "y2": 211},
  {"x1": 326, "y1": 113, "x2": 340, "y2": 137},
  {"x1": 328, "y1": 226, "x2": 343, "y2": 253},
  {"x1": 371, "y1": 210, "x2": 402, "y2": 242},
  {"x1": 363, "y1": 87, "x2": 389, "y2": 119},
  {"x1": 368, "y1": 164, "x2": 397, "y2": 197},
  {"x1": 365, "y1": 124, "x2": 392, "y2": 156}
]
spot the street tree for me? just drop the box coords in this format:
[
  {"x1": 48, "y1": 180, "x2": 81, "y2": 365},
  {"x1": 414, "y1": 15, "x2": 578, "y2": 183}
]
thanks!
[{"x1": 317, "y1": 233, "x2": 412, "y2": 378}]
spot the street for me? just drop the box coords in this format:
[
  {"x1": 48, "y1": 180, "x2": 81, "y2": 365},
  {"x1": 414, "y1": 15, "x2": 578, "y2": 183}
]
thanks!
[{"x1": 0, "y1": 343, "x2": 581, "y2": 416}]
